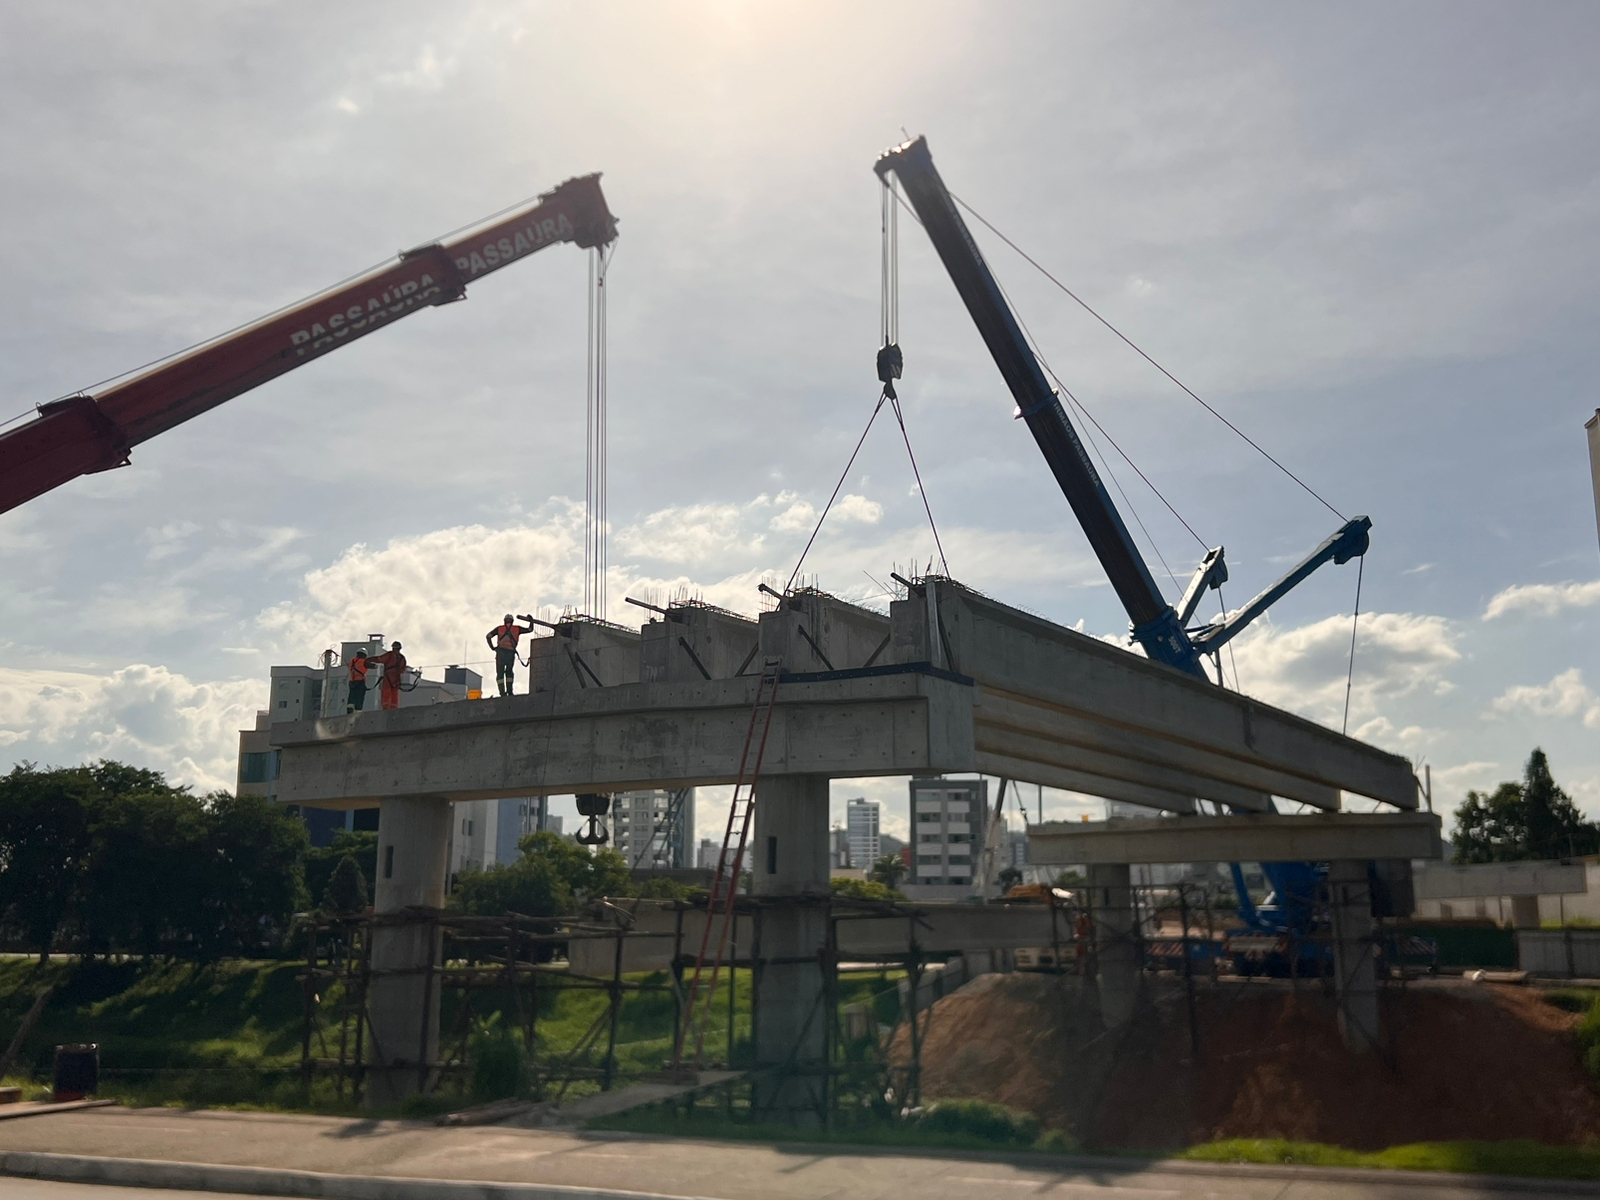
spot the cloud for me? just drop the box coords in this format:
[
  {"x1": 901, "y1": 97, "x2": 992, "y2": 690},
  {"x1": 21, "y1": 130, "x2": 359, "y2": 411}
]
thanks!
[
  {"x1": 1490, "y1": 668, "x2": 1600, "y2": 729},
  {"x1": 769, "y1": 500, "x2": 817, "y2": 533},
  {"x1": 0, "y1": 664, "x2": 260, "y2": 792},
  {"x1": 832, "y1": 494, "x2": 883, "y2": 524},
  {"x1": 1428, "y1": 760, "x2": 1503, "y2": 802},
  {"x1": 614, "y1": 502, "x2": 763, "y2": 566},
  {"x1": 1483, "y1": 580, "x2": 1600, "y2": 620},
  {"x1": 1226, "y1": 610, "x2": 1460, "y2": 750},
  {"x1": 258, "y1": 500, "x2": 587, "y2": 671}
]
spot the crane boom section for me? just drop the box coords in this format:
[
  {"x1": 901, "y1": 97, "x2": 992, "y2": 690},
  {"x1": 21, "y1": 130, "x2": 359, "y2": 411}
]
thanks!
[
  {"x1": 874, "y1": 138, "x2": 1202, "y2": 676},
  {"x1": 0, "y1": 174, "x2": 617, "y2": 516}
]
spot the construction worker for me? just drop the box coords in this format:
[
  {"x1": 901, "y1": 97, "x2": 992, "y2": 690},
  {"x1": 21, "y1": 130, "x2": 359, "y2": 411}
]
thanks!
[
  {"x1": 485, "y1": 613, "x2": 535, "y2": 697},
  {"x1": 371, "y1": 641, "x2": 407, "y2": 711},
  {"x1": 346, "y1": 650, "x2": 370, "y2": 713}
]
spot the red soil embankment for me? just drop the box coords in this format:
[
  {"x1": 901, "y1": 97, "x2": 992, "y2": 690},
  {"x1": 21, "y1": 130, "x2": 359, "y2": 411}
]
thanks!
[{"x1": 890, "y1": 972, "x2": 1600, "y2": 1149}]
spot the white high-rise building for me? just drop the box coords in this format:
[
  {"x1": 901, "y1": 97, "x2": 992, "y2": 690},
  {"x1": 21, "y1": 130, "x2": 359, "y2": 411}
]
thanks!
[
  {"x1": 610, "y1": 788, "x2": 695, "y2": 868},
  {"x1": 846, "y1": 797, "x2": 880, "y2": 870}
]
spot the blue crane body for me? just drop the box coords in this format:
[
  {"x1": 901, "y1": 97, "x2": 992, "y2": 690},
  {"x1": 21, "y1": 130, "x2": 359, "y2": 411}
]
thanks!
[{"x1": 873, "y1": 136, "x2": 1372, "y2": 963}]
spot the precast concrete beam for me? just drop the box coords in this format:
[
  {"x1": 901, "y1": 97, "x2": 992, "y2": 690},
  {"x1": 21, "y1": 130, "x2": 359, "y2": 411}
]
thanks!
[
  {"x1": 1414, "y1": 859, "x2": 1587, "y2": 899},
  {"x1": 975, "y1": 751, "x2": 1199, "y2": 814},
  {"x1": 976, "y1": 724, "x2": 1271, "y2": 812},
  {"x1": 1028, "y1": 812, "x2": 1443, "y2": 865},
  {"x1": 974, "y1": 688, "x2": 1340, "y2": 811},
  {"x1": 270, "y1": 666, "x2": 975, "y2": 808},
  {"x1": 894, "y1": 580, "x2": 1417, "y2": 811}
]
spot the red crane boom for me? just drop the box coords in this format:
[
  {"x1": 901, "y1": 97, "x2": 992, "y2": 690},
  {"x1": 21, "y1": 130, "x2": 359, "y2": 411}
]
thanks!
[{"x1": 0, "y1": 174, "x2": 617, "y2": 515}]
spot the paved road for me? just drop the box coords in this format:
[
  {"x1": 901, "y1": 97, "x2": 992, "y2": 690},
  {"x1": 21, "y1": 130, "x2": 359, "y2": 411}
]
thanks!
[{"x1": 0, "y1": 1107, "x2": 1588, "y2": 1199}]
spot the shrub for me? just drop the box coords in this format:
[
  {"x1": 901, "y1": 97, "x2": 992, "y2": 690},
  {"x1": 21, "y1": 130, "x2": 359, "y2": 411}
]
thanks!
[
  {"x1": 469, "y1": 1013, "x2": 527, "y2": 1103},
  {"x1": 1578, "y1": 999, "x2": 1600, "y2": 1081},
  {"x1": 918, "y1": 1098, "x2": 1040, "y2": 1146}
]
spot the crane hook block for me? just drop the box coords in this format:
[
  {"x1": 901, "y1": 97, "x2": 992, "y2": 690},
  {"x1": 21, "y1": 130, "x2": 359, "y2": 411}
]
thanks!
[{"x1": 876, "y1": 342, "x2": 903, "y2": 399}]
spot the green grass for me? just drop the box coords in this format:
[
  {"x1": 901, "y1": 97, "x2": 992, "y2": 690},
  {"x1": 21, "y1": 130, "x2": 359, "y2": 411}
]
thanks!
[
  {"x1": 1179, "y1": 1138, "x2": 1600, "y2": 1180},
  {"x1": 0, "y1": 957, "x2": 883, "y2": 1113}
]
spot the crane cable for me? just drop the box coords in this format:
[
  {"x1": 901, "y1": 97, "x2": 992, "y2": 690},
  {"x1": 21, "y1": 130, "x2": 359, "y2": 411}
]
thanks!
[
  {"x1": 786, "y1": 177, "x2": 950, "y2": 594},
  {"x1": 947, "y1": 192, "x2": 1347, "y2": 524},
  {"x1": 986, "y1": 261, "x2": 1202, "y2": 594},
  {"x1": 1341, "y1": 554, "x2": 1365, "y2": 736}
]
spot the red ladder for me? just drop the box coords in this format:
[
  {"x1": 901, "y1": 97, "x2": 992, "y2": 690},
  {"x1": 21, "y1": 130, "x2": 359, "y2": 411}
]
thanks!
[{"x1": 672, "y1": 656, "x2": 783, "y2": 1069}]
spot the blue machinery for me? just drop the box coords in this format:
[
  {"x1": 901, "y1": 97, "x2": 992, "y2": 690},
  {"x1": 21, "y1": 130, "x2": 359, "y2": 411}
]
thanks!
[{"x1": 875, "y1": 137, "x2": 1372, "y2": 964}]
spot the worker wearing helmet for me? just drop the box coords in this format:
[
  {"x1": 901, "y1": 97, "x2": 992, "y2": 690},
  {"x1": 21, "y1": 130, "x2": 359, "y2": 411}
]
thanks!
[
  {"x1": 346, "y1": 650, "x2": 370, "y2": 713},
  {"x1": 486, "y1": 613, "x2": 535, "y2": 697},
  {"x1": 371, "y1": 641, "x2": 407, "y2": 711}
]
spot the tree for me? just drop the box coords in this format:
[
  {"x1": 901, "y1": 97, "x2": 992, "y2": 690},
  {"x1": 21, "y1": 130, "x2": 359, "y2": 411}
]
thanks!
[
  {"x1": 77, "y1": 781, "x2": 210, "y2": 956},
  {"x1": 996, "y1": 866, "x2": 1024, "y2": 893},
  {"x1": 868, "y1": 852, "x2": 907, "y2": 889},
  {"x1": 514, "y1": 830, "x2": 630, "y2": 899},
  {"x1": 452, "y1": 856, "x2": 568, "y2": 918},
  {"x1": 830, "y1": 876, "x2": 903, "y2": 902},
  {"x1": 203, "y1": 791, "x2": 309, "y2": 954},
  {"x1": 306, "y1": 831, "x2": 378, "y2": 908},
  {"x1": 1453, "y1": 748, "x2": 1600, "y2": 863},
  {"x1": 322, "y1": 854, "x2": 370, "y2": 914},
  {"x1": 0, "y1": 764, "x2": 95, "y2": 961}
]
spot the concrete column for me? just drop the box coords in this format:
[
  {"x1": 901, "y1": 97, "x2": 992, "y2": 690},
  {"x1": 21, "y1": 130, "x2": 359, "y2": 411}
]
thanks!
[
  {"x1": 1328, "y1": 859, "x2": 1379, "y2": 1053},
  {"x1": 366, "y1": 795, "x2": 451, "y2": 1108},
  {"x1": 1510, "y1": 895, "x2": 1541, "y2": 929},
  {"x1": 750, "y1": 774, "x2": 830, "y2": 1122},
  {"x1": 1088, "y1": 863, "x2": 1140, "y2": 1031}
]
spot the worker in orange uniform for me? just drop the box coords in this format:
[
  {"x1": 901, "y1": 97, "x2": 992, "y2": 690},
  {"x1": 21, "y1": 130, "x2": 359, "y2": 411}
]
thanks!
[
  {"x1": 370, "y1": 641, "x2": 407, "y2": 711},
  {"x1": 346, "y1": 650, "x2": 370, "y2": 713},
  {"x1": 485, "y1": 613, "x2": 536, "y2": 697}
]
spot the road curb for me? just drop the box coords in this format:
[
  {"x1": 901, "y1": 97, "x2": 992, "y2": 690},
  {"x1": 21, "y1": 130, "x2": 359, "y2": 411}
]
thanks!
[
  {"x1": 3, "y1": 1147, "x2": 1599, "y2": 1198},
  {"x1": 0, "y1": 1151, "x2": 719, "y2": 1200}
]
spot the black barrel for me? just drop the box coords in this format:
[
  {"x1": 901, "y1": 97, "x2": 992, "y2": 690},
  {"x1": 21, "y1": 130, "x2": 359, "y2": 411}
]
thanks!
[{"x1": 53, "y1": 1043, "x2": 98, "y2": 1101}]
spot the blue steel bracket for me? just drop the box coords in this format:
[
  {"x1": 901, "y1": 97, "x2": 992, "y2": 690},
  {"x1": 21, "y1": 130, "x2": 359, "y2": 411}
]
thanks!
[
  {"x1": 1189, "y1": 516, "x2": 1371, "y2": 656},
  {"x1": 1129, "y1": 607, "x2": 1207, "y2": 678}
]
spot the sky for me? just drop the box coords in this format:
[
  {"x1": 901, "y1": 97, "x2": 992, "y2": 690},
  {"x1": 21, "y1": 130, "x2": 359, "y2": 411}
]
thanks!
[{"x1": 2, "y1": 1, "x2": 1599, "y2": 848}]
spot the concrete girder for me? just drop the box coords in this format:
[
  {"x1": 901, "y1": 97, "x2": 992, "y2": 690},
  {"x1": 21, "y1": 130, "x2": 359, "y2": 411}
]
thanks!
[
  {"x1": 975, "y1": 687, "x2": 1341, "y2": 812},
  {"x1": 270, "y1": 667, "x2": 976, "y2": 808},
  {"x1": 898, "y1": 580, "x2": 1417, "y2": 810},
  {"x1": 974, "y1": 750, "x2": 1199, "y2": 814},
  {"x1": 1027, "y1": 812, "x2": 1443, "y2": 866},
  {"x1": 976, "y1": 724, "x2": 1272, "y2": 813}
]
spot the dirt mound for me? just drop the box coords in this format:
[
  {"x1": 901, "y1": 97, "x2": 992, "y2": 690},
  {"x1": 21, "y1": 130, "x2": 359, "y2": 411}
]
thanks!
[{"x1": 890, "y1": 973, "x2": 1600, "y2": 1150}]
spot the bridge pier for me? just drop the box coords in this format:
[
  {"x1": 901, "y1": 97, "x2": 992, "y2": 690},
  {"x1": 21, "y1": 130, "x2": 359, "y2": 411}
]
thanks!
[
  {"x1": 366, "y1": 795, "x2": 450, "y2": 1108},
  {"x1": 749, "y1": 774, "x2": 831, "y2": 1123}
]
